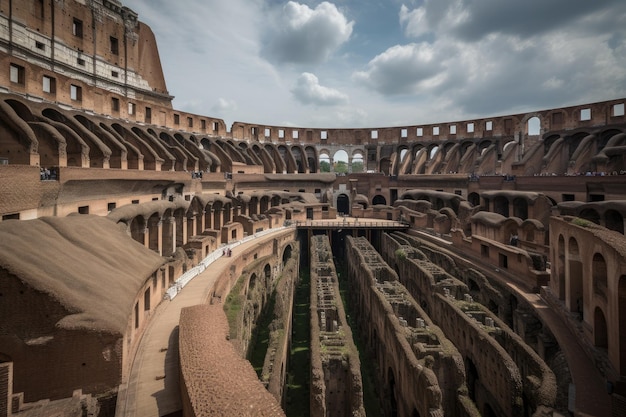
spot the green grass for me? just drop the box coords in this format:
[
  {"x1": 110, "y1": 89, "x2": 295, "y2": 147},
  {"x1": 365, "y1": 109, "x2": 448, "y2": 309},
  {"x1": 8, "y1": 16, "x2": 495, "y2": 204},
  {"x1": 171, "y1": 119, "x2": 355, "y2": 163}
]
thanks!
[
  {"x1": 248, "y1": 288, "x2": 278, "y2": 378},
  {"x1": 223, "y1": 275, "x2": 246, "y2": 339},
  {"x1": 286, "y1": 270, "x2": 311, "y2": 417}
]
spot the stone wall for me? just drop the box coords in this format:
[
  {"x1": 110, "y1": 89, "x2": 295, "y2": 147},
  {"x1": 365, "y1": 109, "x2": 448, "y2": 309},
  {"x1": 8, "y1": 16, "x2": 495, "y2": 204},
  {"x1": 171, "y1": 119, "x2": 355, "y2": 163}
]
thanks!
[
  {"x1": 345, "y1": 235, "x2": 468, "y2": 417},
  {"x1": 309, "y1": 235, "x2": 365, "y2": 417},
  {"x1": 178, "y1": 304, "x2": 285, "y2": 417},
  {"x1": 382, "y1": 232, "x2": 557, "y2": 416}
]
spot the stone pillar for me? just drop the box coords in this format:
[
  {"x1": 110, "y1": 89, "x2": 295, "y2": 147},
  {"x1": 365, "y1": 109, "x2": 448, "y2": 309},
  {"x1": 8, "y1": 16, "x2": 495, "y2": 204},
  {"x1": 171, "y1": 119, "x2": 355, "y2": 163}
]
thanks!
[
  {"x1": 200, "y1": 210, "x2": 206, "y2": 233},
  {"x1": 143, "y1": 227, "x2": 149, "y2": 249},
  {"x1": 157, "y1": 220, "x2": 163, "y2": 256},
  {"x1": 330, "y1": 157, "x2": 334, "y2": 172},
  {"x1": 348, "y1": 156, "x2": 353, "y2": 173}
]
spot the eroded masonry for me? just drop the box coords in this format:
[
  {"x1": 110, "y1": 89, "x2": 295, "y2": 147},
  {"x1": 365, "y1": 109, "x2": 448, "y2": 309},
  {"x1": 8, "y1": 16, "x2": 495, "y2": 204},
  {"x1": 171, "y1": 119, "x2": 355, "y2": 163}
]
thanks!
[{"x1": 0, "y1": 1, "x2": 625, "y2": 417}]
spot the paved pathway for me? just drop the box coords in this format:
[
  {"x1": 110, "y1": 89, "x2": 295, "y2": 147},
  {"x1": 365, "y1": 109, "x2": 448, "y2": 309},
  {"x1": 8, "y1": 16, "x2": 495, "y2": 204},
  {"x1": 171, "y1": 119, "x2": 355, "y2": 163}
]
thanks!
[{"x1": 115, "y1": 229, "x2": 291, "y2": 417}]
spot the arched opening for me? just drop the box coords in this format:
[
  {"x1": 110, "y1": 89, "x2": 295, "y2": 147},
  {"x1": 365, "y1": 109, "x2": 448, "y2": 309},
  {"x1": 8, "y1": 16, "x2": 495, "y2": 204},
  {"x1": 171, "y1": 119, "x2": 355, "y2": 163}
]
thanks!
[
  {"x1": 248, "y1": 273, "x2": 257, "y2": 300},
  {"x1": 512, "y1": 197, "x2": 528, "y2": 219},
  {"x1": 147, "y1": 213, "x2": 160, "y2": 252},
  {"x1": 468, "y1": 192, "x2": 480, "y2": 207},
  {"x1": 130, "y1": 216, "x2": 146, "y2": 245},
  {"x1": 264, "y1": 264, "x2": 272, "y2": 288},
  {"x1": 605, "y1": 209, "x2": 624, "y2": 234},
  {"x1": 579, "y1": 209, "x2": 600, "y2": 225},
  {"x1": 333, "y1": 150, "x2": 348, "y2": 174},
  {"x1": 493, "y1": 196, "x2": 509, "y2": 217},
  {"x1": 282, "y1": 245, "x2": 292, "y2": 266},
  {"x1": 527, "y1": 116, "x2": 541, "y2": 135},
  {"x1": 351, "y1": 152, "x2": 364, "y2": 173},
  {"x1": 592, "y1": 253, "x2": 608, "y2": 299},
  {"x1": 337, "y1": 193, "x2": 350, "y2": 215},
  {"x1": 594, "y1": 307, "x2": 608, "y2": 349},
  {"x1": 319, "y1": 152, "x2": 331, "y2": 172},
  {"x1": 372, "y1": 195, "x2": 387, "y2": 206}
]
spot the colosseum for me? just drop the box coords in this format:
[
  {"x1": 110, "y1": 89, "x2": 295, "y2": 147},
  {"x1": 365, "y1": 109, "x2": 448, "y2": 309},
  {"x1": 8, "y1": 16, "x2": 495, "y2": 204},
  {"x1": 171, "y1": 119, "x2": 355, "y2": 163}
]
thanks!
[{"x1": 0, "y1": 1, "x2": 625, "y2": 417}]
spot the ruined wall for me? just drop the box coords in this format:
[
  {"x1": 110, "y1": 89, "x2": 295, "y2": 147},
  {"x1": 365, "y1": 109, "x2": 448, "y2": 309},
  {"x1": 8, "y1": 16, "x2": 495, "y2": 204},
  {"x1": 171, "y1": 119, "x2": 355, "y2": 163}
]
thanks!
[
  {"x1": 0, "y1": 271, "x2": 122, "y2": 402},
  {"x1": 178, "y1": 304, "x2": 285, "y2": 417},
  {"x1": 309, "y1": 235, "x2": 365, "y2": 417},
  {"x1": 345, "y1": 236, "x2": 453, "y2": 417},
  {"x1": 220, "y1": 230, "x2": 298, "y2": 406},
  {"x1": 382, "y1": 232, "x2": 557, "y2": 416}
]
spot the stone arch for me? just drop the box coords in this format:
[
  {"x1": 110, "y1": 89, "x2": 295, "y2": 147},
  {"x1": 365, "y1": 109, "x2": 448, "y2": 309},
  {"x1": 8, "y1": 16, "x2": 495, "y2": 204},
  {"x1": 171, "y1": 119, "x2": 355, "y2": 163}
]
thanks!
[
  {"x1": 493, "y1": 195, "x2": 509, "y2": 217},
  {"x1": 372, "y1": 195, "x2": 387, "y2": 206},
  {"x1": 318, "y1": 149, "x2": 331, "y2": 172},
  {"x1": 351, "y1": 149, "x2": 364, "y2": 173},
  {"x1": 527, "y1": 116, "x2": 541, "y2": 135},
  {"x1": 282, "y1": 244, "x2": 293, "y2": 266},
  {"x1": 512, "y1": 197, "x2": 528, "y2": 219},
  {"x1": 130, "y1": 215, "x2": 146, "y2": 245},
  {"x1": 291, "y1": 145, "x2": 306, "y2": 173},
  {"x1": 605, "y1": 209, "x2": 624, "y2": 234},
  {"x1": 592, "y1": 253, "x2": 608, "y2": 300},
  {"x1": 427, "y1": 144, "x2": 439, "y2": 160},
  {"x1": 543, "y1": 134, "x2": 560, "y2": 155},
  {"x1": 337, "y1": 193, "x2": 350, "y2": 215},
  {"x1": 248, "y1": 273, "x2": 257, "y2": 300},
  {"x1": 305, "y1": 146, "x2": 318, "y2": 173},
  {"x1": 579, "y1": 208, "x2": 600, "y2": 225},
  {"x1": 333, "y1": 149, "x2": 348, "y2": 173},
  {"x1": 594, "y1": 306, "x2": 608, "y2": 349},
  {"x1": 264, "y1": 264, "x2": 272, "y2": 288},
  {"x1": 468, "y1": 192, "x2": 480, "y2": 207}
]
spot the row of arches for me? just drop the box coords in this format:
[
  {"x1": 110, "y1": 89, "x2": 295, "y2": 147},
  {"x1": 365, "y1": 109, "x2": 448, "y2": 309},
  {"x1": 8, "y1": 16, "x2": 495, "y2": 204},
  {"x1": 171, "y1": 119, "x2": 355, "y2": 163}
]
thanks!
[
  {"x1": 2, "y1": 96, "x2": 625, "y2": 177},
  {"x1": 108, "y1": 191, "x2": 304, "y2": 256},
  {"x1": 553, "y1": 230, "x2": 626, "y2": 375}
]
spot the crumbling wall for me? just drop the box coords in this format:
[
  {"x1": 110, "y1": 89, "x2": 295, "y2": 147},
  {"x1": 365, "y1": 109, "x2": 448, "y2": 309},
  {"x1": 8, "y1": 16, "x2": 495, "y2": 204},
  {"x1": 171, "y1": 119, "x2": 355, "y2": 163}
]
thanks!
[
  {"x1": 382, "y1": 232, "x2": 557, "y2": 416},
  {"x1": 345, "y1": 236, "x2": 451, "y2": 417},
  {"x1": 309, "y1": 235, "x2": 365, "y2": 417}
]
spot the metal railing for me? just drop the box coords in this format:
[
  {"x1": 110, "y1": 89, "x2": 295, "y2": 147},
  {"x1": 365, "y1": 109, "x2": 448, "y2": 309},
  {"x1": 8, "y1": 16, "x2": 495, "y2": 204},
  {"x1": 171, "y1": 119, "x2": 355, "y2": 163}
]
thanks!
[{"x1": 164, "y1": 225, "x2": 290, "y2": 300}]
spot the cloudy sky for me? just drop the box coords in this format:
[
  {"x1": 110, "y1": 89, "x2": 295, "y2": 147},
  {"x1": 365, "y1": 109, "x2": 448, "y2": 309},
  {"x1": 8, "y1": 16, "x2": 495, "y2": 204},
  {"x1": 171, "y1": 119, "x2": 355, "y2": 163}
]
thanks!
[{"x1": 123, "y1": 0, "x2": 626, "y2": 130}]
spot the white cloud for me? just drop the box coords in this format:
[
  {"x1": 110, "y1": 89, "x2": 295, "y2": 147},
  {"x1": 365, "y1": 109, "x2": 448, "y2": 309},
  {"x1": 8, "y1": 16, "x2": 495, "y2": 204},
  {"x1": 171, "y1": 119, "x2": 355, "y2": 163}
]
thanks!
[
  {"x1": 262, "y1": 1, "x2": 354, "y2": 64},
  {"x1": 353, "y1": 43, "x2": 443, "y2": 95},
  {"x1": 291, "y1": 73, "x2": 349, "y2": 106},
  {"x1": 212, "y1": 98, "x2": 238, "y2": 114}
]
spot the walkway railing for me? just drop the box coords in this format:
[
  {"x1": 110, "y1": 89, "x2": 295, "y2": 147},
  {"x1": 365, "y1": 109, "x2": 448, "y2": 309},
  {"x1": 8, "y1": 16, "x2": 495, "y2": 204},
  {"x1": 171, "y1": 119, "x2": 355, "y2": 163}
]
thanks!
[
  {"x1": 164, "y1": 226, "x2": 290, "y2": 300},
  {"x1": 295, "y1": 220, "x2": 409, "y2": 228}
]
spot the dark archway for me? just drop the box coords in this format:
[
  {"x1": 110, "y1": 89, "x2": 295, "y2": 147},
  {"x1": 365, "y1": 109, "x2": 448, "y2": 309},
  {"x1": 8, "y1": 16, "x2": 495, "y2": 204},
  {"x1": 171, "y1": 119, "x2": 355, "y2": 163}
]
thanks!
[
  {"x1": 594, "y1": 307, "x2": 608, "y2": 349},
  {"x1": 282, "y1": 245, "x2": 292, "y2": 266},
  {"x1": 337, "y1": 193, "x2": 350, "y2": 215},
  {"x1": 605, "y1": 209, "x2": 624, "y2": 234},
  {"x1": 372, "y1": 195, "x2": 387, "y2": 206},
  {"x1": 468, "y1": 192, "x2": 480, "y2": 207},
  {"x1": 494, "y1": 196, "x2": 509, "y2": 217}
]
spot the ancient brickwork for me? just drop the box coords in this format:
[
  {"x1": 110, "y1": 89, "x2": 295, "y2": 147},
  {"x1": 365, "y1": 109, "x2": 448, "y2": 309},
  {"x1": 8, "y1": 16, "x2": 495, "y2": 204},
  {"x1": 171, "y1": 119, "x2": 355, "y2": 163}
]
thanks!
[
  {"x1": 382, "y1": 232, "x2": 557, "y2": 416},
  {"x1": 345, "y1": 235, "x2": 467, "y2": 417},
  {"x1": 178, "y1": 304, "x2": 285, "y2": 417},
  {"x1": 309, "y1": 235, "x2": 365, "y2": 417}
]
